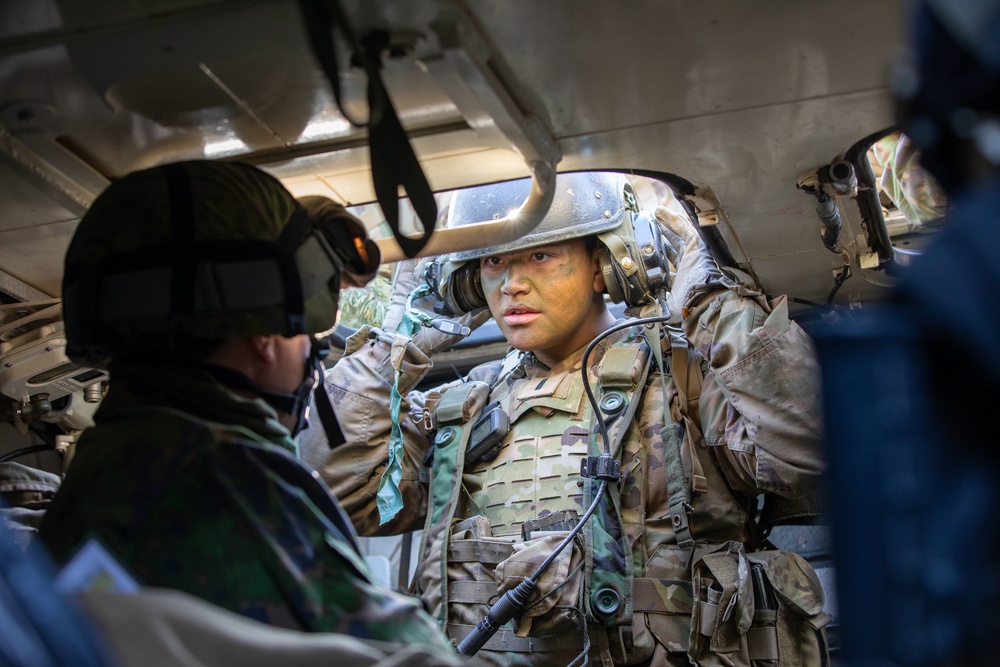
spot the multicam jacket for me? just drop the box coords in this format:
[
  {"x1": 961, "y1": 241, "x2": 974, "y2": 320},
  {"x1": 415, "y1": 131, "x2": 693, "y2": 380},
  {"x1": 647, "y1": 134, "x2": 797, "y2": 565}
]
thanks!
[
  {"x1": 302, "y1": 283, "x2": 826, "y2": 666},
  {"x1": 38, "y1": 362, "x2": 452, "y2": 650}
]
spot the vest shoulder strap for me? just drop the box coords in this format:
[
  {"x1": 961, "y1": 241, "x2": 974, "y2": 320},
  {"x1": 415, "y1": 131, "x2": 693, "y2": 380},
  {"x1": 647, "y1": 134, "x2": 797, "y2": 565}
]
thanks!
[{"x1": 413, "y1": 378, "x2": 491, "y2": 619}]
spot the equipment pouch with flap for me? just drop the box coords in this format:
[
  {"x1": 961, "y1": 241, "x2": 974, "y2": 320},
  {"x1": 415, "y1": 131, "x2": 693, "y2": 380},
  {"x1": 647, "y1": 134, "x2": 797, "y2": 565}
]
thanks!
[
  {"x1": 494, "y1": 529, "x2": 585, "y2": 639},
  {"x1": 689, "y1": 542, "x2": 830, "y2": 666}
]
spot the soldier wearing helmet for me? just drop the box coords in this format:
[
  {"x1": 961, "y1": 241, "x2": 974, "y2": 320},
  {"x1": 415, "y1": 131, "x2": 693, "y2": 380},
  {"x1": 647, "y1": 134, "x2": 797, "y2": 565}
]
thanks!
[
  {"x1": 37, "y1": 160, "x2": 456, "y2": 652},
  {"x1": 303, "y1": 171, "x2": 829, "y2": 666}
]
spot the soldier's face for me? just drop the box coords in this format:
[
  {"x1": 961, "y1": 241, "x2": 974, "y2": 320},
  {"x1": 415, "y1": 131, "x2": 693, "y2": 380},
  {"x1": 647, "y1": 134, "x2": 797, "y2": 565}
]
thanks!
[
  {"x1": 267, "y1": 334, "x2": 312, "y2": 395},
  {"x1": 479, "y1": 238, "x2": 608, "y2": 367},
  {"x1": 266, "y1": 333, "x2": 313, "y2": 433}
]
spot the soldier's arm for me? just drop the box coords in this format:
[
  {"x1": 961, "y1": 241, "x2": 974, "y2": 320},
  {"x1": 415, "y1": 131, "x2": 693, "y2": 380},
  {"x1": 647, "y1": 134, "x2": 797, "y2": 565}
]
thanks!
[
  {"x1": 301, "y1": 255, "x2": 495, "y2": 534},
  {"x1": 303, "y1": 325, "x2": 439, "y2": 536},
  {"x1": 683, "y1": 285, "x2": 824, "y2": 499}
]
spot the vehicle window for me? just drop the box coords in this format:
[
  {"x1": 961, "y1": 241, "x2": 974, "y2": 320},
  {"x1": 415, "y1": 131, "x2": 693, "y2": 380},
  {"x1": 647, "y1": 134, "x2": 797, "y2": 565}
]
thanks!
[{"x1": 867, "y1": 131, "x2": 948, "y2": 251}]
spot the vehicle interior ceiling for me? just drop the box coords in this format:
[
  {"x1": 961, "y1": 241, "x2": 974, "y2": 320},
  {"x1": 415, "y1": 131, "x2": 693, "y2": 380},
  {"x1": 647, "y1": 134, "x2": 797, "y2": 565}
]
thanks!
[{"x1": 0, "y1": 0, "x2": 922, "y2": 479}]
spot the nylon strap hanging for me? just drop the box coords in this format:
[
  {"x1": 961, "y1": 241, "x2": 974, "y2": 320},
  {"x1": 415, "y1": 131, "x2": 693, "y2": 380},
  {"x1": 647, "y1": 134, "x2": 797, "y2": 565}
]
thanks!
[
  {"x1": 377, "y1": 282, "x2": 437, "y2": 524},
  {"x1": 668, "y1": 332, "x2": 708, "y2": 494},
  {"x1": 296, "y1": 0, "x2": 437, "y2": 258},
  {"x1": 314, "y1": 382, "x2": 346, "y2": 449},
  {"x1": 642, "y1": 322, "x2": 695, "y2": 548}
]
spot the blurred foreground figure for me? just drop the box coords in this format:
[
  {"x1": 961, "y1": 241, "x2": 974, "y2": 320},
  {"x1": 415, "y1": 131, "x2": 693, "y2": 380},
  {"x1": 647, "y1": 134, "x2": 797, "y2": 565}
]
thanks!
[
  {"x1": 36, "y1": 160, "x2": 457, "y2": 656},
  {"x1": 816, "y1": 1, "x2": 1000, "y2": 664}
]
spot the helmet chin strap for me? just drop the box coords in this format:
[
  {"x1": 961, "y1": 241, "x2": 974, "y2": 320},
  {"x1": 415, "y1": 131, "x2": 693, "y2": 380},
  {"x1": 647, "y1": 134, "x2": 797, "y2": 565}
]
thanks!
[{"x1": 203, "y1": 336, "x2": 331, "y2": 438}]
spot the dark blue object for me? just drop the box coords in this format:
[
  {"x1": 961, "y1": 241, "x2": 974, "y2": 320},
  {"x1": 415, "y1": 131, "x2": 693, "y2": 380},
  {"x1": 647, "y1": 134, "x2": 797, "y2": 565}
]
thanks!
[
  {"x1": 815, "y1": 307, "x2": 1000, "y2": 666},
  {"x1": 0, "y1": 503, "x2": 115, "y2": 667}
]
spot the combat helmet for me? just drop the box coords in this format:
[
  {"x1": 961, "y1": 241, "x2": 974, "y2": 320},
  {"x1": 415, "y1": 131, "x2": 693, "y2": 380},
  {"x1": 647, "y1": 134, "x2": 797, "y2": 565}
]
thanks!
[
  {"x1": 432, "y1": 171, "x2": 672, "y2": 313},
  {"x1": 62, "y1": 160, "x2": 377, "y2": 368}
]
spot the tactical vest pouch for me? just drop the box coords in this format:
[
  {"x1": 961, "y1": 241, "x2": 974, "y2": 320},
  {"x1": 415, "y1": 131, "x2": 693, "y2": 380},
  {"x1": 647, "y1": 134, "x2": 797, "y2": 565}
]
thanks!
[
  {"x1": 495, "y1": 530, "x2": 585, "y2": 639},
  {"x1": 635, "y1": 543, "x2": 696, "y2": 659},
  {"x1": 744, "y1": 550, "x2": 831, "y2": 667},
  {"x1": 440, "y1": 515, "x2": 517, "y2": 630},
  {"x1": 688, "y1": 542, "x2": 830, "y2": 666}
]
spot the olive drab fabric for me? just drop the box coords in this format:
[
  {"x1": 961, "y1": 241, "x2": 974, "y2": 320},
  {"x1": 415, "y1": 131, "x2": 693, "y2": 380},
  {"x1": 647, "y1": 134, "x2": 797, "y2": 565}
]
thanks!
[
  {"x1": 38, "y1": 363, "x2": 452, "y2": 651},
  {"x1": 301, "y1": 276, "x2": 828, "y2": 666}
]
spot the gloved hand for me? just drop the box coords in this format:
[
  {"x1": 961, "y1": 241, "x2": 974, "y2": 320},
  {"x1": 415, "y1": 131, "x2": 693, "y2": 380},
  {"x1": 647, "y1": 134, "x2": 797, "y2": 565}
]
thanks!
[
  {"x1": 382, "y1": 257, "x2": 493, "y2": 355},
  {"x1": 656, "y1": 205, "x2": 724, "y2": 322}
]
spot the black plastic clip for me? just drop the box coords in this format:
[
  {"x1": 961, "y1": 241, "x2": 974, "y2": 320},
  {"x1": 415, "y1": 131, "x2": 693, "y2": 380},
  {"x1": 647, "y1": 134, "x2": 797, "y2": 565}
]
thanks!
[{"x1": 580, "y1": 455, "x2": 621, "y2": 482}]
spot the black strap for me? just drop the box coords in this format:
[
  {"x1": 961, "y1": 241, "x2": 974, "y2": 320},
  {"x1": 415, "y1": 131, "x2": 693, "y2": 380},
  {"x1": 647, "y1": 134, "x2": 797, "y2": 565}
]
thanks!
[
  {"x1": 313, "y1": 382, "x2": 346, "y2": 449},
  {"x1": 162, "y1": 163, "x2": 198, "y2": 317},
  {"x1": 275, "y1": 204, "x2": 313, "y2": 334},
  {"x1": 296, "y1": 0, "x2": 437, "y2": 258},
  {"x1": 361, "y1": 32, "x2": 437, "y2": 258}
]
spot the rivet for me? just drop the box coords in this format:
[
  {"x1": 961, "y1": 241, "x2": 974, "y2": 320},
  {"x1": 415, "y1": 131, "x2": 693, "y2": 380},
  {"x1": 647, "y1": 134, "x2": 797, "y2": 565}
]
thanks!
[
  {"x1": 436, "y1": 426, "x2": 458, "y2": 447},
  {"x1": 620, "y1": 256, "x2": 635, "y2": 270},
  {"x1": 594, "y1": 191, "x2": 602, "y2": 199},
  {"x1": 604, "y1": 210, "x2": 611, "y2": 218},
  {"x1": 592, "y1": 588, "x2": 621, "y2": 615},
  {"x1": 600, "y1": 391, "x2": 627, "y2": 416}
]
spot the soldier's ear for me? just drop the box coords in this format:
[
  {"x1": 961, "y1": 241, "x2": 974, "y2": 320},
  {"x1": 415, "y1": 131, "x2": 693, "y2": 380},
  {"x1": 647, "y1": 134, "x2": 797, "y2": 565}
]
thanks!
[
  {"x1": 591, "y1": 247, "x2": 606, "y2": 294},
  {"x1": 248, "y1": 335, "x2": 279, "y2": 364}
]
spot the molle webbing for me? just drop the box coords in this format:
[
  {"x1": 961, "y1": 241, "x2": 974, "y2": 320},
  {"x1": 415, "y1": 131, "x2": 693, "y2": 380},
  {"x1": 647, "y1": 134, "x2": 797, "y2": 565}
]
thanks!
[
  {"x1": 448, "y1": 622, "x2": 590, "y2": 654},
  {"x1": 448, "y1": 540, "x2": 513, "y2": 565},
  {"x1": 416, "y1": 380, "x2": 489, "y2": 626},
  {"x1": 631, "y1": 577, "x2": 695, "y2": 615},
  {"x1": 669, "y1": 333, "x2": 707, "y2": 495},
  {"x1": 466, "y1": 361, "x2": 590, "y2": 538}
]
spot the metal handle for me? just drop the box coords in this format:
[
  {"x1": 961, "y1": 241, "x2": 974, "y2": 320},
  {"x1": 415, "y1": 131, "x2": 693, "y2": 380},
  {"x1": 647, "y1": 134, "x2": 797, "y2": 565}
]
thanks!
[{"x1": 374, "y1": 161, "x2": 556, "y2": 263}]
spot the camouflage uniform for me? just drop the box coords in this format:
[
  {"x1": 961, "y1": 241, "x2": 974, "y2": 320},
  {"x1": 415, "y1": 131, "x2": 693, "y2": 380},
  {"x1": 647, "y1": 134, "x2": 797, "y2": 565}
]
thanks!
[
  {"x1": 302, "y1": 277, "x2": 826, "y2": 665},
  {"x1": 39, "y1": 361, "x2": 453, "y2": 650}
]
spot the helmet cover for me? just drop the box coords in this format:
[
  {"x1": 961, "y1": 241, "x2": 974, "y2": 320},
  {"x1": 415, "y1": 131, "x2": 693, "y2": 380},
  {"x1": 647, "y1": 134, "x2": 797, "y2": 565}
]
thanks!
[{"x1": 63, "y1": 160, "x2": 345, "y2": 366}]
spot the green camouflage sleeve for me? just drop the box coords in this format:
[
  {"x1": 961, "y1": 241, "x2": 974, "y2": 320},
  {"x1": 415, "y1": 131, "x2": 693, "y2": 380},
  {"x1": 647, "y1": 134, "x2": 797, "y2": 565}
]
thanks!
[
  {"x1": 39, "y1": 413, "x2": 453, "y2": 649},
  {"x1": 682, "y1": 282, "x2": 824, "y2": 498}
]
